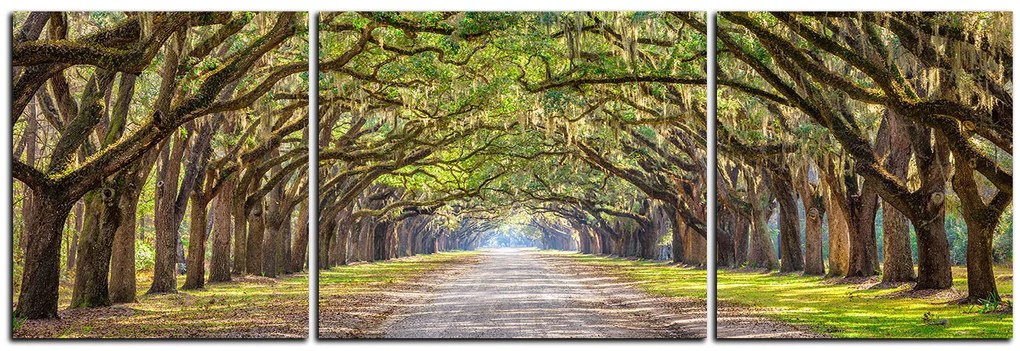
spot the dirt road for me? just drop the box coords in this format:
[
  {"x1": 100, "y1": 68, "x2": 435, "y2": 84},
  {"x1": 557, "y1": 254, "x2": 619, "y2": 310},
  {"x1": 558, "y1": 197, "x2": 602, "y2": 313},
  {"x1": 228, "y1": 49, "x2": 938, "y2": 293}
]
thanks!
[{"x1": 379, "y1": 248, "x2": 704, "y2": 338}]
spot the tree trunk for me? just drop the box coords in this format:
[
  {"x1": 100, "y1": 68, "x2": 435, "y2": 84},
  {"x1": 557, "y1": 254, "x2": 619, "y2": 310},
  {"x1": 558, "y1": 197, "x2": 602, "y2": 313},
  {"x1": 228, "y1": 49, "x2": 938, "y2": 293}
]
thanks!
[
  {"x1": 670, "y1": 221, "x2": 683, "y2": 263},
  {"x1": 822, "y1": 159, "x2": 850, "y2": 277},
  {"x1": 149, "y1": 136, "x2": 186, "y2": 294},
  {"x1": 880, "y1": 112, "x2": 915, "y2": 283},
  {"x1": 15, "y1": 194, "x2": 73, "y2": 319},
  {"x1": 732, "y1": 212, "x2": 749, "y2": 266},
  {"x1": 182, "y1": 191, "x2": 209, "y2": 289},
  {"x1": 110, "y1": 151, "x2": 156, "y2": 303},
  {"x1": 747, "y1": 203, "x2": 778, "y2": 270},
  {"x1": 262, "y1": 183, "x2": 285, "y2": 278},
  {"x1": 19, "y1": 101, "x2": 38, "y2": 254},
  {"x1": 246, "y1": 200, "x2": 265, "y2": 275},
  {"x1": 796, "y1": 164, "x2": 825, "y2": 276},
  {"x1": 66, "y1": 202, "x2": 83, "y2": 275},
  {"x1": 771, "y1": 165, "x2": 804, "y2": 273},
  {"x1": 71, "y1": 190, "x2": 111, "y2": 308},
  {"x1": 232, "y1": 189, "x2": 247, "y2": 275},
  {"x1": 963, "y1": 217, "x2": 998, "y2": 302},
  {"x1": 209, "y1": 181, "x2": 235, "y2": 283},
  {"x1": 290, "y1": 201, "x2": 309, "y2": 272},
  {"x1": 881, "y1": 203, "x2": 915, "y2": 283},
  {"x1": 716, "y1": 209, "x2": 736, "y2": 267},
  {"x1": 847, "y1": 179, "x2": 880, "y2": 277},
  {"x1": 953, "y1": 154, "x2": 1006, "y2": 302},
  {"x1": 912, "y1": 128, "x2": 953, "y2": 290},
  {"x1": 318, "y1": 219, "x2": 337, "y2": 269}
]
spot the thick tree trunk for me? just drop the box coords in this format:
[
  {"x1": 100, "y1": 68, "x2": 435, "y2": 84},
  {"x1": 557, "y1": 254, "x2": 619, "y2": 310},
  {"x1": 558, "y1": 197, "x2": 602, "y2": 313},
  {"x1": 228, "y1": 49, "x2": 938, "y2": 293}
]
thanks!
[
  {"x1": 716, "y1": 209, "x2": 736, "y2": 267},
  {"x1": 771, "y1": 166, "x2": 804, "y2": 273},
  {"x1": 69, "y1": 192, "x2": 102, "y2": 305},
  {"x1": 796, "y1": 164, "x2": 825, "y2": 276},
  {"x1": 246, "y1": 200, "x2": 265, "y2": 275},
  {"x1": 262, "y1": 168, "x2": 284, "y2": 277},
  {"x1": 912, "y1": 129, "x2": 953, "y2": 290},
  {"x1": 209, "y1": 181, "x2": 235, "y2": 283},
  {"x1": 914, "y1": 221, "x2": 953, "y2": 290},
  {"x1": 733, "y1": 213, "x2": 749, "y2": 265},
  {"x1": 318, "y1": 219, "x2": 337, "y2": 269},
  {"x1": 19, "y1": 102, "x2": 38, "y2": 254},
  {"x1": 149, "y1": 137, "x2": 186, "y2": 294},
  {"x1": 682, "y1": 224, "x2": 707, "y2": 266},
  {"x1": 289, "y1": 201, "x2": 309, "y2": 272},
  {"x1": 803, "y1": 205, "x2": 825, "y2": 275},
  {"x1": 953, "y1": 155, "x2": 1006, "y2": 302},
  {"x1": 847, "y1": 180, "x2": 880, "y2": 277},
  {"x1": 182, "y1": 191, "x2": 209, "y2": 289},
  {"x1": 881, "y1": 203, "x2": 915, "y2": 283},
  {"x1": 262, "y1": 214, "x2": 281, "y2": 278},
  {"x1": 70, "y1": 186, "x2": 121, "y2": 306},
  {"x1": 747, "y1": 201, "x2": 778, "y2": 270},
  {"x1": 231, "y1": 191, "x2": 247, "y2": 275},
  {"x1": 372, "y1": 221, "x2": 389, "y2": 261},
  {"x1": 670, "y1": 222, "x2": 683, "y2": 263},
  {"x1": 66, "y1": 202, "x2": 83, "y2": 275},
  {"x1": 964, "y1": 219, "x2": 998, "y2": 302},
  {"x1": 16, "y1": 194, "x2": 73, "y2": 319},
  {"x1": 110, "y1": 152, "x2": 155, "y2": 303},
  {"x1": 878, "y1": 112, "x2": 915, "y2": 283},
  {"x1": 822, "y1": 160, "x2": 850, "y2": 277},
  {"x1": 279, "y1": 210, "x2": 292, "y2": 274}
]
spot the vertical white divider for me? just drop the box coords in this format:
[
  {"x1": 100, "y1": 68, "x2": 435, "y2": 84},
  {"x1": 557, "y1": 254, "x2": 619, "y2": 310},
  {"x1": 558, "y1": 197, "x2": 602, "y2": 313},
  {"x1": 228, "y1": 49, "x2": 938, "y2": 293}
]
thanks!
[
  {"x1": 705, "y1": 10, "x2": 718, "y2": 341},
  {"x1": 308, "y1": 10, "x2": 320, "y2": 343}
]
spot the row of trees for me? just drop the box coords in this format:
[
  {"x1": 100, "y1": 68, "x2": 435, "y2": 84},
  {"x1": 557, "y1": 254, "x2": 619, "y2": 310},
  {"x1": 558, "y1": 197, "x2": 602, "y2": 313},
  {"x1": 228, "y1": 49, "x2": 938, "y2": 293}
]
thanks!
[
  {"x1": 317, "y1": 12, "x2": 709, "y2": 269},
  {"x1": 715, "y1": 12, "x2": 1011, "y2": 302},
  {"x1": 12, "y1": 12, "x2": 310, "y2": 319}
]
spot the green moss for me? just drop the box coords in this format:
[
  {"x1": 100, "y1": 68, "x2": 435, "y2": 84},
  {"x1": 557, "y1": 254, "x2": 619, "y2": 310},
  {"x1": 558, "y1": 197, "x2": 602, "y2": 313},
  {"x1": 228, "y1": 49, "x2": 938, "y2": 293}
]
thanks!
[{"x1": 717, "y1": 266, "x2": 1013, "y2": 338}]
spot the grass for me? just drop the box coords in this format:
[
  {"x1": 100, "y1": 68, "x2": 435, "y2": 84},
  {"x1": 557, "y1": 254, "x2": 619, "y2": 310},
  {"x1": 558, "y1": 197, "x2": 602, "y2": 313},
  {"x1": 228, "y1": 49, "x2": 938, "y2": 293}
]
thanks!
[
  {"x1": 551, "y1": 251, "x2": 708, "y2": 300},
  {"x1": 319, "y1": 251, "x2": 480, "y2": 293},
  {"x1": 717, "y1": 266, "x2": 1013, "y2": 338},
  {"x1": 14, "y1": 271, "x2": 309, "y2": 338}
]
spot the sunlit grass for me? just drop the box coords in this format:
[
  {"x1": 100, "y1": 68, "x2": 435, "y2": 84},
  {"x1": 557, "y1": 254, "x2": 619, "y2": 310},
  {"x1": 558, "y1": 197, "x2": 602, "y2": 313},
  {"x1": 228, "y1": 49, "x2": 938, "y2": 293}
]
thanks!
[
  {"x1": 15, "y1": 271, "x2": 309, "y2": 338},
  {"x1": 717, "y1": 266, "x2": 1013, "y2": 338},
  {"x1": 319, "y1": 251, "x2": 481, "y2": 294},
  {"x1": 551, "y1": 251, "x2": 708, "y2": 300}
]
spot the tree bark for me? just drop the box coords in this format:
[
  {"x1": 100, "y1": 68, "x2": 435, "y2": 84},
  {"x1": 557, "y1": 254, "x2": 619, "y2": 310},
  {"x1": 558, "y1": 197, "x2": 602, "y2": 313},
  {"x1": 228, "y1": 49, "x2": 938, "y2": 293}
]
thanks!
[
  {"x1": 246, "y1": 198, "x2": 265, "y2": 275},
  {"x1": 69, "y1": 191, "x2": 107, "y2": 307},
  {"x1": 149, "y1": 136, "x2": 187, "y2": 294},
  {"x1": 209, "y1": 181, "x2": 235, "y2": 283},
  {"x1": 880, "y1": 111, "x2": 915, "y2": 283},
  {"x1": 912, "y1": 128, "x2": 953, "y2": 290},
  {"x1": 953, "y1": 152, "x2": 1008, "y2": 302},
  {"x1": 289, "y1": 201, "x2": 309, "y2": 272},
  {"x1": 746, "y1": 174, "x2": 779, "y2": 270},
  {"x1": 770, "y1": 164, "x2": 804, "y2": 273},
  {"x1": 797, "y1": 169, "x2": 825, "y2": 275},
  {"x1": 15, "y1": 194, "x2": 74, "y2": 319},
  {"x1": 231, "y1": 183, "x2": 248, "y2": 275},
  {"x1": 182, "y1": 189, "x2": 209, "y2": 289},
  {"x1": 821, "y1": 158, "x2": 850, "y2": 277}
]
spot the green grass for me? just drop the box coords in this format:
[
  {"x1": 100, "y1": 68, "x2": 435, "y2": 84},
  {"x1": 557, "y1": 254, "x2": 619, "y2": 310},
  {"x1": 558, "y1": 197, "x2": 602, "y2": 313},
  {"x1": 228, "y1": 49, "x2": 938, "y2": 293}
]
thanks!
[
  {"x1": 552, "y1": 252, "x2": 707, "y2": 300},
  {"x1": 717, "y1": 266, "x2": 1013, "y2": 338},
  {"x1": 15, "y1": 272, "x2": 309, "y2": 338},
  {"x1": 319, "y1": 251, "x2": 480, "y2": 292}
]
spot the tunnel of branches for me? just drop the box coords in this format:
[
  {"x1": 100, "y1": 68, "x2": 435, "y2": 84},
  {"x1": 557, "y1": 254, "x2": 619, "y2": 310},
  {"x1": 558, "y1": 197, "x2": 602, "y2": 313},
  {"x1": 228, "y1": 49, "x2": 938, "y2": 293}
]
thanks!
[
  {"x1": 715, "y1": 12, "x2": 1012, "y2": 303},
  {"x1": 317, "y1": 12, "x2": 708, "y2": 269},
  {"x1": 12, "y1": 12, "x2": 310, "y2": 319}
]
